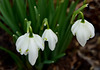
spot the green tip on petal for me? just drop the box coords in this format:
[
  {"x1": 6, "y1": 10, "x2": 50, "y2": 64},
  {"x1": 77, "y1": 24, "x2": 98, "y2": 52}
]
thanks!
[
  {"x1": 19, "y1": 49, "x2": 22, "y2": 53},
  {"x1": 44, "y1": 38, "x2": 47, "y2": 41}
]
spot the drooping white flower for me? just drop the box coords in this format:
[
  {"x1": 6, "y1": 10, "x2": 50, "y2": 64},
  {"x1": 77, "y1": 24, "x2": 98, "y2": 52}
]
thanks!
[
  {"x1": 16, "y1": 33, "x2": 44, "y2": 65},
  {"x1": 71, "y1": 19, "x2": 95, "y2": 47},
  {"x1": 42, "y1": 29, "x2": 58, "y2": 51}
]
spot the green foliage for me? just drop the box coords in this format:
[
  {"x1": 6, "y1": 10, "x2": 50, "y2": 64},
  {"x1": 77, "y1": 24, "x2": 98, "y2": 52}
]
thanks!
[{"x1": 0, "y1": 46, "x2": 24, "y2": 70}]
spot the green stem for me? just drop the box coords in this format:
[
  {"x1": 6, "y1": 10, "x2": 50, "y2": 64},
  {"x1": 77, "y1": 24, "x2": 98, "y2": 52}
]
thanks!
[
  {"x1": 79, "y1": 11, "x2": 85, "y2": 23},
  {"x1": 27, "y1": 21, "x2": 31, "y2": 33},
  {"x1": 46, "y1": 23, "x2": 50, "y2": 29},
  {"x1": 29, "y1": 26, "x2": 33, "y2": 38},
  {"x1": 70, "y1": 4, "x2": 88, "y2": 24},
  {"x1": 43, "y1": 18, "x2": 50, "y2": 29}
]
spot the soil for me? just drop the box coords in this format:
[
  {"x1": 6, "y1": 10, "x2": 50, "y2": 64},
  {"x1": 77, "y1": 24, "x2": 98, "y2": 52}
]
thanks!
[{"x1": 0, "y1": 0, "x2": 100, "y2": 70}]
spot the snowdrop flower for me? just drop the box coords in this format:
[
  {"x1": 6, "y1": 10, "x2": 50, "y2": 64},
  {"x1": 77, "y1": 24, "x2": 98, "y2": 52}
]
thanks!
[
  {"x1": 42, "y1": 29, "x2": 58, "y2": 51},
  {"x1": 71, "y1": 19, "x2": 95, "y2": 47},
  {"x1": 16, "y1": 33, "x2": 44, "y2": 65}
]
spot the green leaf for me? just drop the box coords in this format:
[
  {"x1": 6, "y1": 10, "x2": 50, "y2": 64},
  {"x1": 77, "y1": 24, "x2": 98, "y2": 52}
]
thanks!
[
  {"x1": 38, "y1": 0, "x2": 47, "y2": 21},
  {"x1": 0, "y1": 1, "x2": 20, "y2": 33},
  {"x1": 53, "y1": 0, "x2": 79, "y2": 57},
  {"x1": 34, "y1": 6, "x2": 41, "y2": 33},
  {"x1": 53, "y1": 53, "x2": 66, "y2": 60},
  {"x1": 58, "y1": 0, "x2": 69, "y2": 36},
  {"x1": 60, "y1": 0, "x2": 79, "y2": 38},
  {"x1": 15, "y1": 0, "x2": 26, "y2": 30},
  {"x1": 3, "y1": 0, "x2": 14, "y2": 21},
  {"x1": 43, "y1": 60, "x2": 54, "y2": 64},
  {"x1": 0, "y1": 46, "x2": 24, "y2": 70},
  {"x1": 28, "y1": 0, "x2": 36, "y2": 31},
  {"x1": 0, "y1": 3, "x2": 17, "y2": 33},
  {"x1": 13, "y1": 34, "x2": 18, "y2": 42},
  {"x1": 0, "y1": 22, "x2": 13, "y2": 35},
  {"x1": 48, "y1": 0, "x2": 55, "y2": 26},
  {"x1": 60, "y1": 25, "x2": 73, "y2": 53},
  {"x1": 51, "y1": 3, "x2": 62, "y2": 30},
  {"x1": 24, "y1": 18, "x2": 28, "y2": 33}
]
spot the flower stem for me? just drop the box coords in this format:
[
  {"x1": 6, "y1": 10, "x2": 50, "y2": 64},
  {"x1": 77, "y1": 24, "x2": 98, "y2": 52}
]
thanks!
[
  {"x1": 79, "y1": 11, "x2": 85, "y2": 23},
  {"x1": 27, "y1": 21, "x2": 31, "y2": 33},
  {"x1": 43, "y1": 18, "x2": 50, "y2": 29},
  {"x1": 29, "y1": 26, "x2": 33, "y2": 38},
  {"x1": 70, "y1": 4, "x2": 88, "y2": 24}
]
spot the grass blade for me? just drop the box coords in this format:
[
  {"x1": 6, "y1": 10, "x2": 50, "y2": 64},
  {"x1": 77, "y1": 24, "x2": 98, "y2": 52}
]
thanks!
[
  {"x1": 15, "y1": 0, "x2": 26, "y2": 30},
  {"x1": 0, "y1": 46, "x2": 24, "y2": 70},
  {"x1": 0, "y1": 22, "x2": 13, "y2": 35},
  {"x1": 58, "y1": 0, "x2": 69, "y2": 36},
  {"x1": 28, "y1": 0, "x2": 36, "y2": 32}
]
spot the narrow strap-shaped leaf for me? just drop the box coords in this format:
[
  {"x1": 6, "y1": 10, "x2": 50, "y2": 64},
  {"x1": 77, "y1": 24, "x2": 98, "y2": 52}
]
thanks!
[
  {"x1": 0, "y1": 22, "x2": 13, "y2": 35},
  {"x1": 0, "y1": 3, "x2": 17, "y2": 33},
  {"x1": 58, "y1": 0, "x2": 79, "y2": 53},
  {"x1": 3, "y1": 0, "x2": 20, "y2": 30},
  {"x1": 52, "y1": 1, "x2": 69, "y2": 56},
  {"x1": 59, "y1": 25, "x2": 73, "y2": 53},
  {"x1": 23, "y1": 18, "x2": 28, "y2": 33},
  {"x1": 48, "y1": 0, "x2": 55, "y2": 27},
  {"x1": 58, "y1": 0, "x2": 69, "y2": 35},
  {"x1": 13, "y1": 34, "x2": 18, "y2": 42},
  {"x1": 53, "y1": 53, "x2": 66, "y2": 60},
  {"x1": 3, "y1": 0, "x2": 14, "y2": 21},
  {"x1": 51, "y1": 4, "x2": 62, "y2": 30},
  {"x1": 60, "y1": 0, "x2": 79, "y2": 39},
  {"x1": 53, "y1": 0, "x2": 79, "y2": 56},
  {"x1": 15, "y1": 0, "x2": 26, "y2": 29},
  {"x1": 0, "y1": 15, "x2": 9, "y2": 26},
  {"x1": 43, "y1": 60, "x2": 54, "y2": 64},
  {"x1": 38, "y1": 0, "x2": 47, "y2": 22},
  {"x1": 0, "y1": 46, "x2": 24, "y2": 70},
  {"x1": 28, "y1": 0, "x2": 36, "y2": 31},
  {"x1": 15, "y1": 0, "x2": 26, "y2": 19},
  {"x1": 34, "y1": 6, "x2": 41, "y2": 33}
]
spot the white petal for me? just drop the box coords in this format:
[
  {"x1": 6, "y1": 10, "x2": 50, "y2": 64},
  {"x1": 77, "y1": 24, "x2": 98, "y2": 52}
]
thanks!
[
  {"x1": 48, "y1": 30, "x2": 56, "y2": 51},
  {"x1": 20, "y1": 37, "x2": 29, "y2": 55},
  {"x1": 85, "y1": 20, "x2": 95, "y2": 38},
  {"x1": 34, "y1": 34, "x2": 44, "y2": 51},
  {"x1": 49, "y1": 29, "x2": 58, "y2": 43},
  {"x1": 16, "y1": 33, "x2": 28, "y2": 52},
  {"x1": 71, "y1": 20, "x2": 81, "y2": 35},
  {"x1": 42, "y1": 29, "x2": 58, "y2": 51},
  {"x1": 16, "y1": 33, "x2": 29, "y2": 55},
  {"x1": 16, "y1": 35, "x2": 24, "y2": 46},
  {"x1": 48, "y1": 39, "x2": 56, "y2": 51},
  {"x1": 28, "y1": 38, "x2": 38, "y2": 65},
  {"x1": 42, "y1": 29, "x2": 49, "y2": 41},
  {"x1": 76, "y1": 25, "x2": 89, "y2": 47},
  {"x1": 16, "y1": 35, "x2": 25, "y2": 52}
]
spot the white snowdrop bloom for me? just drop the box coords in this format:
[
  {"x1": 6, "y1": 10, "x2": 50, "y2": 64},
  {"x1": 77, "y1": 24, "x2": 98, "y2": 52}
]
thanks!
[
  {"x1": 16, "y1": 33, "x2": 44, "y2": 65},
  {"x1": 42, "y1": 29, "x2": 58, "y2": 51},
  {"x1": 71, "y1": 19, "x2": 95, "y2": 47}
]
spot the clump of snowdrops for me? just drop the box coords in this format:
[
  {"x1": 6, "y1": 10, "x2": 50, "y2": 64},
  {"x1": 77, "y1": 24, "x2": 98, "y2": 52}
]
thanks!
[{"x1": 0, "y1": 0, "x2": 95, "y2": 70}]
